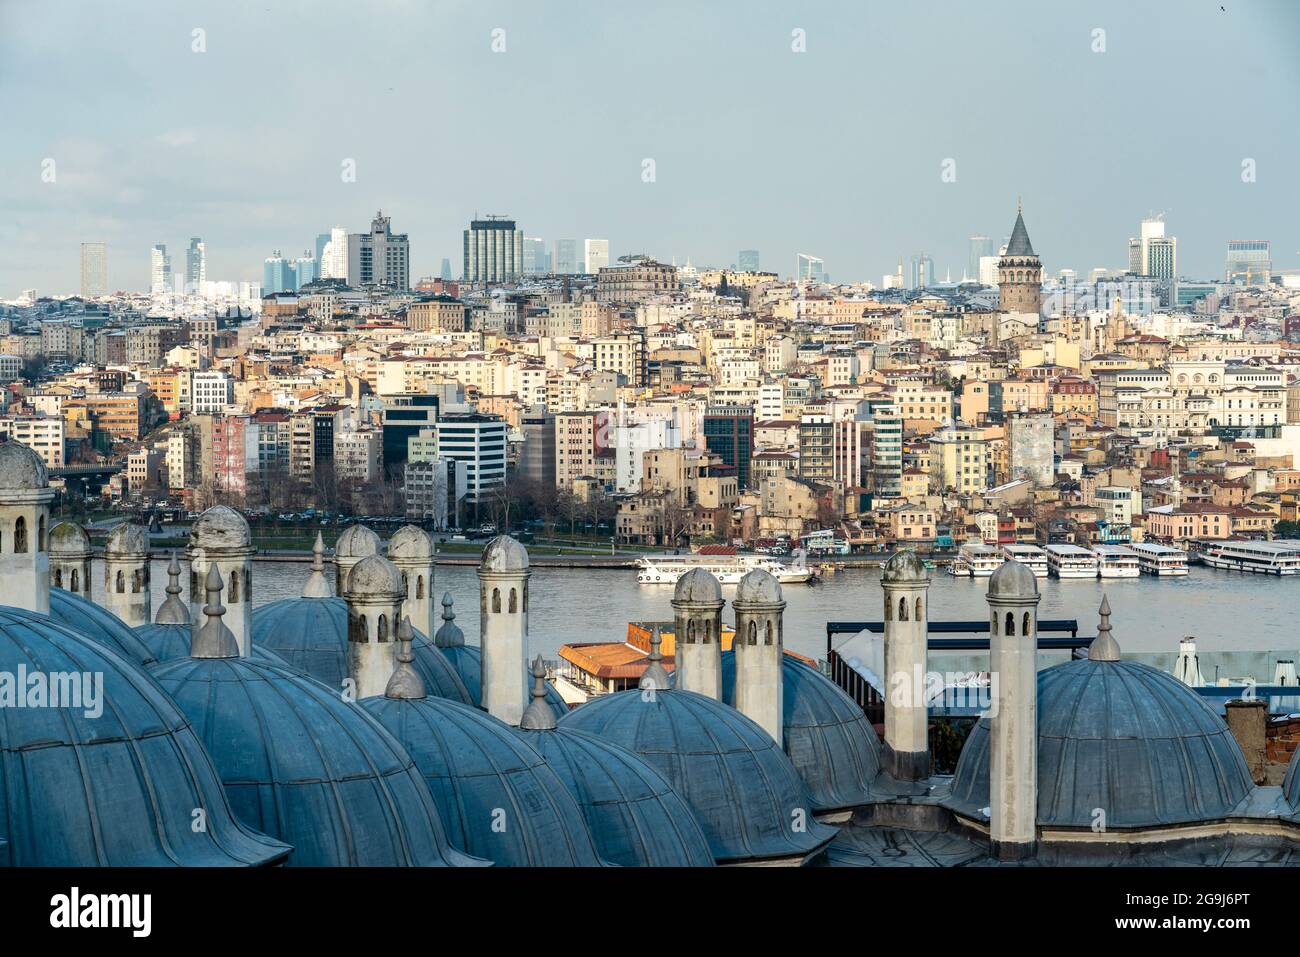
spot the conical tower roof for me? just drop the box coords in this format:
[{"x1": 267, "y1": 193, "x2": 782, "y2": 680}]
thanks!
[{"x1": 1005, "y1": 202, "x2": 1036, "y2": 257}]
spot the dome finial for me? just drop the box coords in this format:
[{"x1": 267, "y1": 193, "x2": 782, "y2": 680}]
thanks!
[
  {"x1": 301, "y1": 531, "x2": 332, "y2": 598},
  {"x1": 1088, "y1": 595, "x2": 1121, "y2": 661},
  {"x1": 434, "y1": 591, "x2": 465, "y2": 647},
  {"x1": 640, "y1": 627, "x2": 671, "y2": 691},
  {"x1": 155, "y1": 550, "x2": 190, "y2": 624},
  {"x1": 384, "y1": 617, "x2": 427, "y2": 700},
  {"x1": 519, "y1": 655, "x2": 557, "y2": 730},
  {"x1": 192, "y1": 564, "x2": 238, "y2": 659}
]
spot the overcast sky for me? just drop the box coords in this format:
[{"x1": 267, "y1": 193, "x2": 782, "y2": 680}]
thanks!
[{"x1": 2, "y1": 0, "x2": 1297, "y2": 295}]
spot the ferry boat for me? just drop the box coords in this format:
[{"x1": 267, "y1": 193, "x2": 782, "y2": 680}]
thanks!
[
  {"x1": 950, "y1": 543, "x2": 1004, "y2": 577},
  {"x1": 1131, "y1": 542, "x2": 1189, "y2": 577},
  {"x1": 1091, "y1": 544, "x2": 1141, "y2": 579},
  {"x1": 1196, "y1": 540, "x2": 1300, "y2": 576},
  {"x1": 1045, "y1": 543, "x2": 1100, "y2": 579},
  {"x1": 636, "y1": 553, "x2": 813, "y2": 585},
  {"x1": 1000, "y1": 543, "x2": 1049, "y2": 578}
]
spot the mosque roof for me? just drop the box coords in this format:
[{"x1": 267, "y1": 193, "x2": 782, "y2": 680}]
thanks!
[
  {"x1": 47, "y1": 521, "x2": 91, "y2": 557},
  {"x1": 152, "y1": 653, "x2": 485, "y2": 867},
  {"x1": 387, "y1": 524, "x2": 433, "y2": 561},
  {"x1": 188, "y1": 505, "x2": 251, "y2": 550},
  {"x1": 49, "y1": 587, "x2": 156, "y2": 667},
  {"x1": 0, "y1": 440, "x2": 47, "y2": 491},
  {"x1": 334, "y1": 523, "x2": 380, "y2": 559},
  {"x1": 253, "y1": 596, "x2": 473, "y2": 705},
  {"x1": 0, "y1": 607, "x2": 289, "y2": 866},
  {"x1": 560, "y1": 687, "x2": 838, "y2": 863},
  {"x1": 949, "y1": 657, "x2": 1254, "y2": 829}
]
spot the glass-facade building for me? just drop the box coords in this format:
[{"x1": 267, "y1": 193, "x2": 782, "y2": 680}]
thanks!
[{"x1": 1225, "y1": 240, "x2": 1271, "y2": 285}]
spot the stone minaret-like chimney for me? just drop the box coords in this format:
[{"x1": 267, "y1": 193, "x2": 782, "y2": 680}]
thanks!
[
  {"x1": 478, "y1": 535, "x2": 530, "y2": 725},
  {"x1": 0, "y1": 441, "x2": 54, "y2": 614},
  {"x1": 343, "y1": 554, "x2": 406, "y2": 700},
  {"x1": 333, "y1": 523, "x2": 379, "y2": 596},
  {"x1": 191, "y1": 564, "x2": 240, "y2": 659},
  {"x1": 186, "y1": 505, "x2": 254, "y2": 656},
  {"x1": 671, "y1": 568, "x2": 724, "y2": 700},
  {"x1": 732, "y1": 568, "x2": 785, "y2": 743},
  {"x1": 986, "y1": 559, "x2": 1041, "y2": 861},
  {"x1": 48, "y1": 521, "x2": 93, "y2": 598},
  {"x1": 388, "y1": 525, "x2": 436, "y2": 638},
  {"x1": 880, "y1": 549, "x2": 931, "y2": 780},
  {"x1": 103, "y1": 522, "x2": 151, "y2": 627}
]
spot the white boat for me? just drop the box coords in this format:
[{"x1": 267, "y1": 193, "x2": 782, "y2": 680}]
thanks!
[
  {"x1": 1091, "y1": 544, "x2": 1141, "y2": 579},
  {"x1": 1045, "y1": 543, "x2": 1099, "y2": 579},
  {"x1": 1131, "y1": 542, "x2": 1189, "y2": 576},
  {"x1": 1197, "y1": 540, "x2": 1300, "y2": 576},
  {"x1": 1000, "y1": 543, "x2": 1049, "y2": 578},
  {"x1": 636, "y1": 553, "x2": 813, "y2": 585},
  {"x1": 950, "y1": 543, "x2": 1004, "y2": 577}
]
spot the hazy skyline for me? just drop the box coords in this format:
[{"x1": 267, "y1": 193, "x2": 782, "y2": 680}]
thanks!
[{"x1": 2, "y1": 0, "x2": 1298, "y2": 295}]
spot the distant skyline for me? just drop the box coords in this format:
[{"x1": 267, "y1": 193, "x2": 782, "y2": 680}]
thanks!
[{"x1": 2, "y1": 0, "x2": 1298, "y2": 295}]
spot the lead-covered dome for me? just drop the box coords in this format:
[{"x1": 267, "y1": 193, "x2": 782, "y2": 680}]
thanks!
[
  {"x1": 189, "y1": 505, "x2": 251, "y2": 550},
  {"x1": 48, "y1": 587, "x2": 156, "y2": 667},
  {"x1": 735, "y1": 568, "x2": 782, "y2": 604},
  {"x1": 362, "y1": 694, "x2": 601, "y2": 866},
  {"x1": 253, "y1": 596, "x2": 473, "y2": 704},
  {"x1": 949, "y1": 657, "x2": 1253, "y2": 829},
  {"x1": 335, "y1": 523, "x2": 380, "y2": 558},
  {"x1": 152, "y1": 654, "x2": 485, "y2": 867},
  {"x1": 0, "y1": 607, "x2": 289, "y2": 866},
  {"x1": 523, "y1": 724, "x2": 715, "y2": 867},
  {"x1": 561, "y1": 687, "x2": 838, "y2": 863},
  {"x1": 0, "y1": 440, "x2": 47, "y2": 490},
  {"x1": 718, "y1": 651, "x2": 879, "y2": 812},
  {"x1": 345, "y1": 554, "x2": 404, "y2": 597}
]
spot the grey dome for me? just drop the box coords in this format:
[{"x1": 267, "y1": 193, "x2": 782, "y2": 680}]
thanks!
[
  {"x1": 334, "y1": 523, "x2": 380, "y2": 558},
  {"x1": 49, "y1": 587, "x2": 156, "y2": 667},
  {"x1": 387, "y1": 524, "x2": 433, "y2": 561},
  {"x1": 48, "y1": 521, "x2": 91, "y2": 558},
  {"x1": 0, "y1": 440, "x2": 46, "y2": 491},
  {"x1": 135, "y1": 622, "x2": 287, "y2": 668},
  {"x1": 152, "y1": 654, "x2": 486, "y2": 867},
  {"x1": 987, "y1": 559, "x2": 1038, "y2": 599},
  {"x1": 673, "y1": 567, "x2": 722, "y2": 604},
  {"x1": 480, "y1": 535, "x2": 528, "y2": 573},
  {"x1": 105, "y1": 522, "x2": 149, "y2": 556},
  {"x1": 561, "y1": 688, "x2": 838, "y2": 863},
  {"x1": 734, "y1": 568, "x2": 782, "y2": 604},
  {"x1": 882, "y1": 549, "x2": 927, "y2": 583},
  {"x1": 522, "y1": 725, "x2": 715, "y2": 867},
  {"x1": 345, "y1": 554, "x2": 403, "y2": 598},
  {"x1": 189, "y1": 505, "x2": 251, "y2": 550},
  {"x1": 253, "y1": 597, "x2": 473, "y2": 705},
  {"x1": 1281, "y1": 745, "x2": 1300, "y2": 811},
  {"x1": 0, "y1": 607, "x2": 289, "y2": 866},
  {"x1": 949, "y1": 658, "x2": 1253, "y2": 829},
  {"x1": 362, "y1": 695, "x2": 601, "y2": 866},
  {"x1": 718, "y1": 651, "x2": 880, "y2": 812}
]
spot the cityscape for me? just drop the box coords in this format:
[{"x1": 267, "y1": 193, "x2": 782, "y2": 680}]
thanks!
[{"x1": 2, "y1": 0, "x2": 1299, "y2": 935}]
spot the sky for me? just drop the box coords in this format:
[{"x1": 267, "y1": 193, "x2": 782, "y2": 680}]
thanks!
[{"x1": 1, "y1": 0, "x2": 1298, "y2": 296}]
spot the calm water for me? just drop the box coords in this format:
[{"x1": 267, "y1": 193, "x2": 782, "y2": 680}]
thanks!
[{"x1": 99, "y1": 559, "x2": 1300, "y2": 662}]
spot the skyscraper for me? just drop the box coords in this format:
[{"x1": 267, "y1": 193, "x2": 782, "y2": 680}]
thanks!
[
  {"x1": 584, "y1": 238, "x2": 610, "y2": 274},
  {"x1": 553, "y1": 239, "x2": 578, "y2": 275},
  {"x1": 348, "y1": 211, "x2": 409, "y2": 289},
  {"x1": 522, "y1": 237, "x2": 549, "y2": 275},
  {"x1": 440, "y1": 258, "x2": 453, "y2": 281},
  {"x1": 463, "y1": 217, "x2": 523, "y2": 283},
  {"x1": 796, "y1": 253, "x2": 825, "y2": 283},
  {"x1": 80, "y1": 242, "x2": 107, "y2": 297},
  {"x1": 1146, "y1": 236, "x2": 1177, "y2": 280},
  {"x1": 1225, "y1": 240, "x2": 1271, "y2": 285},
  {"x1": 738, "y1": 249, "x2": 760, "y2": 272},
  {"x1": 185, "y1": 237, "x2": 206, "y2": 293},
  {"x1": 703, "y1": 406, "x2": 754, "y2": 490},
  {"x1": 263, "y1": 251, "x2": 291, "y2": 294},
  {"x1": 314, "y1": 232, "x2": 330, "y2": 266},
  {"x1": 291, "y1": 251, "x2": 317, "y2": 290},
  {"x1": 968, "y1": 236, "x2": 995, "y2": 281},
  {"x1": 150, "y1": 244, "x2": 171, "y2": 294},
  {"x1": 908, "y1": 252, "x2": 934, "y2": 289},
  {"x1": 319, "y1": 227, "x2": 347, "y2": 280}
]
